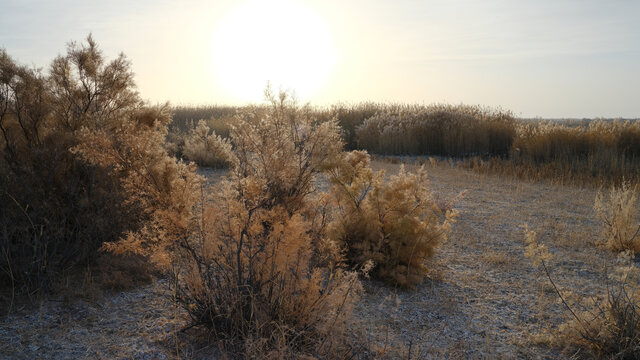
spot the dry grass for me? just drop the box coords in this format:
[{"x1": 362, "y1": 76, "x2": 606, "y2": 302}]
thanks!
[
  {"x1": 594, "y1": 182, "x2": 640, "y2": 253},
  {"x1": 355, "y1": 104, "x2": 516, "y2": 157},
  {"x1": 169, "y1": 104, "x2": 640, "y2": 187}
]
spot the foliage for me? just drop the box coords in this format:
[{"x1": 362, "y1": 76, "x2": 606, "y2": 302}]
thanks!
[
  {"x1": 327, "y1": 150, "x2": 457, "y2": 287},
  {"x1": 182, "y1": 119, "x2": 232, "y2": 168},
  {"x1": 525, "y1": 229, "x2": 640, "y2": 359},
  {"x1": 594, "y1": 182, "x2": 640, "y2": 253},
  {"x1": 173, "y1": 89, "x2": 362, "y2": 358},
  {"x1": 0, "y1": 36, "x2": 199, "y2": 291}
]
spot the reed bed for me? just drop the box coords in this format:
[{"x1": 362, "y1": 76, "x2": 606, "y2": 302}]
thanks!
[{"x1": 170, "y1": 103, "x2": 639, "y2": 185}]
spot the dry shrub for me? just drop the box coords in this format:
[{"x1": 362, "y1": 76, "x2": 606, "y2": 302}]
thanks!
[
  {"x1": 555, "y1": 253, "x2": 640, "y2": 359},
  {"x1": 594, "y1": 182, "x2": 640, "y2": 253},
  {"x1": 182, "y1": 119, "x2": 232, "y2": 168},
  {"x1": 173, "y1": 89, "x2": 363, "y2": 358},
  {"x1": 0, "y1": 36, "x2": 199, "y2": 292},
  {"x1": 167, "y1": 113, "x2": 236, "y2": 160},
  {"x1": 315, "y1": 102, "x2": 389, "y2": 150},
  {"x1": 327, "y1": 150, "x2": 457, "y2": 287},
  {"x1": 525, "y1": 229, "x2": 640, "y2": 359},
  {"x1": 71, "y1": 104, "x2": 201, "y2": 268}
]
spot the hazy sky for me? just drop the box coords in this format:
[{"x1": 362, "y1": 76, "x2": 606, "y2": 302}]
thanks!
[{"x1": 1, "y1": 0, "x2": 639, "y2": 118}]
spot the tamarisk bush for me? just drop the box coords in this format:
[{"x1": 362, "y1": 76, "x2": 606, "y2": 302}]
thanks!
[
  {"x1": 0, "y1": 36, "x2": 199, "y2": 290},
  {"x1": 182, "y1": 119, "x2": 232, "y2": 168},
  {"x1": 173, "y1": 89, "x2": 362, "y2": 358},
  {"x1": 327, "y1": 150, "x2": 457, "y2": 287}
]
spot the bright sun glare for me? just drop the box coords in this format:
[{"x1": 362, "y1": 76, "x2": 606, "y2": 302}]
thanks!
[{"x1": 212, "y1": 0, "x2": 337, "y2": 102}]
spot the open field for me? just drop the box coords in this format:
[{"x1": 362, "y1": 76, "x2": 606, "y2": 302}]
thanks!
[
  {"x1": 2, "y1": 160, "x2": 627, "y2": 359},
  {"x1": 1, "y1": 38, "x2": 638, "y2": 359}
]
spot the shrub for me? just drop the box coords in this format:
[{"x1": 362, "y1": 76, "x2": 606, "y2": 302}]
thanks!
[
  {"x1": 525, "y1": 229, "x2": 640, "y2": 359},
  {"x1": 72, "y1": 105, "x2": 201, "y2": 268},
  {"x1": 0, "y1": 36, "x2": 199, "y2": 291},
  {"x1": 327, "y1": 150, "x2": 457, "y2": 287},
  {"x1": 182, "y1": 119, "x2": 232, "y2": 168},
  {"x1": 173, "y1": 89, "x2": 362, "y2": 358},
  {"x1": 594, "y1": 182, "x2": 640, "y2": 253}
]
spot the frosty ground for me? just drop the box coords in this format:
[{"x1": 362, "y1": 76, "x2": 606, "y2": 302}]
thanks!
[{"x1": 0, "y1": 160, "x2": 615, "y2": 359}]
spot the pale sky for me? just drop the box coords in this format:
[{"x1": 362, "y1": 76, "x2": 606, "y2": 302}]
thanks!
[{"x1": 1, "y1": 0, "x2": 639, "y2": 118}]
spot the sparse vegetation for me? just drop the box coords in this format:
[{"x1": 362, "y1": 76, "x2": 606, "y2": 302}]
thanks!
[
  {"x1": 525, "y1": 220, "x2": 640, "y2": 358},
  {"x1": 4, "y1": 31, "x2": 640, "y2": 360}
]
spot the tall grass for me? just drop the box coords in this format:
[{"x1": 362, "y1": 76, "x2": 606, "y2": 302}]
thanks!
[
  {"x1": 355, "y1": 104, "x2": 516, "y2": 157},
  {"x1": 170, "y1": 105, "x2": 240, "y2": 134},
  {"x1": 170, "y1": 103, "x2": 640, "y2": 184},
  {"x1": 464, "y1": 120, "x2": 640, "y2": 186}
]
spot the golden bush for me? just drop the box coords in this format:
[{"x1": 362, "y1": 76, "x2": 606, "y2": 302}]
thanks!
[
  {"x1": 0, "y1": 36, "x2": 199, "y2": 289},
  {"x1": 594, "y1": 182, "x2": 640, "y2": 253},
  {"x1": 182, "y1": 119, "x2": 232, "y2": 168},
  {"x1": 327, "y1": 150, "x2": 457, "y2": 287},
  {"x1": 173, "y1": 89, "x2": 362, "y2": 358}
]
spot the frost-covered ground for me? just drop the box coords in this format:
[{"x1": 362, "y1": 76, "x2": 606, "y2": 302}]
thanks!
[{"x1": 1, "y1": 160, "x2": 615, "y2": 359}]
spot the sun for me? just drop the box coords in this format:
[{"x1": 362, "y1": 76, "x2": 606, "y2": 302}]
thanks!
[{"x1": 212, "y1": 0, "x2": 337, "y2": 102}]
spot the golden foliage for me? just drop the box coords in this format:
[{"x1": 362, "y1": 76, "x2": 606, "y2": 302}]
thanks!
[
  {"x1": 328, "y1": 150, "x2": 457, "y2": 287},
  {"x1": 182, "y1": 119, "x2": 232, "y2": 168},
  {"x1": 174, "y1": 89, "x2": 362, "y2": 358},
  {"x1": 594, "y1": 182, "x2": 640, "y2": 253},
  {"x1": 0, "y1": 36, "x2": 199, "y2": 289}
]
